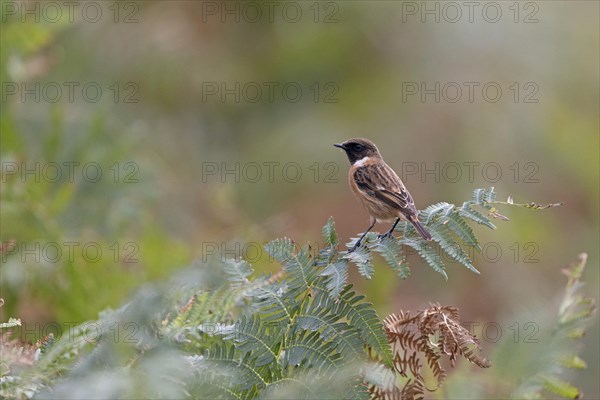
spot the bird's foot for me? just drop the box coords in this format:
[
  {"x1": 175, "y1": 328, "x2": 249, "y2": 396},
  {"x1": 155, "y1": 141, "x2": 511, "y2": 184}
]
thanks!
[
  {"x1": 347, "y1": 240, "x2": 362, "y2": 253},
  {"x1": 377, "y1": 231, "x2": 395, "y2": 240}
]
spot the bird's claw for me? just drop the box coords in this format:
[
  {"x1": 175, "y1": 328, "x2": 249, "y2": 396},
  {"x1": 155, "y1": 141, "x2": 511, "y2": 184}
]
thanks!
[
  {"x1": 347, "y1": 241, "x2": 361, "y2": 253},
  {"x1": 377, "y1": 232, "x2": 394, "y2": 240}
]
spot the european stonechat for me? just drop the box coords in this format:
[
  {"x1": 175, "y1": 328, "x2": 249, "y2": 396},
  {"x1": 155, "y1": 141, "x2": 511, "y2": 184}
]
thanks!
[{"x1": 334, "y1": 138, "x2": 432, "y2": 252}]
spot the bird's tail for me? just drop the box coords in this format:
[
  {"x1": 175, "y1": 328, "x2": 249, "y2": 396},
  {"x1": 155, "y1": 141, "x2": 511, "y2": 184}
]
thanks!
[{"x1": 410, "y1": 217, "x2": 432, "y2": 241}]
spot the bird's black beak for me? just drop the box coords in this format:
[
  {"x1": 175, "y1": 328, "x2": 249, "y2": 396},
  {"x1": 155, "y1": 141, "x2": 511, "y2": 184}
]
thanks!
[{"x1": 333, "y1": 143, "x2": 346, "y2": 150}]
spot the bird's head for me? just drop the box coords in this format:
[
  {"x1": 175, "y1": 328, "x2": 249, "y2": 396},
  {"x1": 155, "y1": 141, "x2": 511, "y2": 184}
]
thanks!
[{"x1": 334, "y1": 138, "x2": 381, "y2": 164}]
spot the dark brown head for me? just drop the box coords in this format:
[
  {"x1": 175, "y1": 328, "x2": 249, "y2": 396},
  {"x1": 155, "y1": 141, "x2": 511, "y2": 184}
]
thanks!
[{"x1": 334, "y1": 138, "x2": 382, "y2": 164}]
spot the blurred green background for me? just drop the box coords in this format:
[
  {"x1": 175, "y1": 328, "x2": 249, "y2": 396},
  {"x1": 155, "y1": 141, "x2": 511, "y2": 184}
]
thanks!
[{"x1": 1, "y1": 1, "x2": 598, "y2": 397}]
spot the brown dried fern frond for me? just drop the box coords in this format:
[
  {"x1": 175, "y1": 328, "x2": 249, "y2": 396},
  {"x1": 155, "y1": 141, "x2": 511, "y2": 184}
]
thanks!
[
  {"x1": 0, "y1": 332, "x2": 39, "y2": 376},
  {"x1": 367, "y1": 304, "x2": 490, "y2": 400}
]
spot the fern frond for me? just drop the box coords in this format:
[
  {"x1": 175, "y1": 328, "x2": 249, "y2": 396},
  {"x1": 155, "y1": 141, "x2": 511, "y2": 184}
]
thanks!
[
  {"x1": 0, "y1": 332, "x2": 38, "y2": 374},
  {"x1": 443, "y1": 210, "x2": 481, "y2": 250},
  {"x1": 7, "y1": 197, "x2": 575, "y2": 400},
  {"x1": 471, "y1": 187, "x2": 496, "y2": 206},
  {"x1": 498, "y1": 195, "x2": 563, "y2": 210},
  {"x1": 512, "y1": 253, "x2": 595, "y2": 399},
  {"x1": 266, "y1": 368, "x2": 368, "y2": 400},
  {"x1": 538, "y1": 375, "x2": 580, "y2": 399},
  {"x1": 248, "y1": 281, "x2": 295, "y2": 323},
  {"x1": 370, "y1": 304, "x2": 490, "y2": 400},
  {"x1": 294, "y1": 290, "x2": 364, "y2": 360},
  {"x1": 284, "y1": 329, "x2": 342, "y2": 374},
  {"x1": 265, "y1": 237, "x2": 295, "y2": 262},
  {"x1": 339, "y1": 187, "x2": 559, "y2": 280},
  {"x1": 364, "y1": 362, "x2": 411, "y2": 400},
  {"x1": 265, "y1": 240, "x2": 318, "y2": 292},
  {"x1": 420, "y1": 202, "x2": 454, "y2": 224},
  {"x1": 401, "y1": 237, "x2": 447, "y2": 280},
  {"x1": 223, "y1": 259, "x2": 254, "y2": 286},
  {"x1": 166, "y1": 287, "x2": 240, "y2": 337},
  {"x1": 24, "y1": 321, "x2": 97, "y2": 381},
  {"x1": 427, "y1": 220, "x2": 480, "y2": 274},
  {"x1": 337, "y1": 285, "x2": 393, "y2": 367},
  {"x1": 368, "y1": 235, "x2": 410, "y2": 279},
  {"x1": 197, "y1": 342, "x2": 268, "y2": 392},
  {"x1": 320, "y1": 259, "x2": 349, "y2": 299},
  {"x1": 221, "y1": 314, "x2": 282, "y2": 367},
  {"x1": 322, "y1": 216, "x2": 338, "y2": 247},
  {"x1": 344, "y1": 236, "x2": 375, "y2": 279},
  {"x1": 419, "y1": 202, "x2": 481, "y2": 251},
  {"x1": 556, "y1": 354, "x2": 587, "y2": 369},
  {"x1": 458, "y1": 202, "x2": 496, "y2": 229}
]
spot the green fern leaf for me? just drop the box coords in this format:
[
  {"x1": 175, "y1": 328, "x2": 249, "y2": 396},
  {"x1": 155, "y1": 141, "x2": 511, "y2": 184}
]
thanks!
[
  {"x1": 428, "y1": 220, "x2": 480, "y2": 274},
  {"x1": 347, "y1": 246, "x2": 374, "y2": 279},
  {"x1": 344, "y1": 234, "x2": 376, "y2": 279},
  {"x1": 443, "y1": 210, "x2": 481, "y2": 250},
  {"x1": 484, "y1": 186, "x2": 497, "y2": 203},
  {"x1": 199, "y1": 342, "x2": 268, "y2": 392},
  {"x1": 420, "y1": 202, "x2": 454, "y2": 224},
  {"x1": 539, "y1": 375, "x2": 580, "y2": 399},
  {"x1": 265, "y1": 368, "x2": 368, "y2": 400},
  {"x1": 265, "y1": 238, "x2": 295, "y2": 263},
  {"x1": 512, "y1": 254, "x2": 593, "y2": 400},
  {"x1": 295, "y1": 290, "x2": 365, "y2": 360},
  {"x1": 471, "y1": 187, "x2": 496, "y2": 208},
  {"x1": 322, "y1": 216, "x2": 338, "y2": 247},
  {"x1": 337, "y1": 285, "x2": 393, "y2": 366},
  {"x1": 471, "y1": 188, "x2": 487, "y2": 204},
  {"x1": 401, "y1": 237, "x2": 448, "y2": 280},
  {"x1": 222, "y1": 314, "x2": 282, "y2": 367},
  {"x1": 223, "y1": 259, "x2": 254, "y2": 286},
  {"x1": 369, "y1": 235, "x2": 410, "y2": 279},
  {"x1": 320, "y1": 259, "x2": 349, "y2": 298},
  {"x1": 265, "y1": 240, "x2": 318, "y2": 292},
  {"x1": 419, "y1": 202, "x2": 482, "y2": 251},
  {"x1": 459, "y1": 202, "x2": 496, "y2": 229},
  {"x1": 249, "y1": 281, "x2": 295, "y2": 323},
  {"x1": 167, "y1": 288, "x2": 239, "y2": 333},
  {"x1": 284, "y1": 329, "x2": 343, "y2": 374},
  {"x1": 556, "y1": 354, "x2": 587, "y2": 369}
]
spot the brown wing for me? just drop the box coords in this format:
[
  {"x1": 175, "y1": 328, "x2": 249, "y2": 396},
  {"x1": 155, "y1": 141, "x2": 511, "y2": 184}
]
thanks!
[{"x1": 353, "y1": 162, "x2": 419, "y2": 218}]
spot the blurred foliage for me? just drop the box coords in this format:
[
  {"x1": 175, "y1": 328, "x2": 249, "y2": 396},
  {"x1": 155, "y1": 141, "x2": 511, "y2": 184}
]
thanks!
[
  {"x1": 0, "y1": 222, "x2": 595, "y2": 399},
  {"x1": 1, "y1": 106, "x2": 191, "y2": 323},
  {"x1": 0, "y1": 13, "x2": 190, "y2": 325},
  {"x1": 443, "y1": 253, "x2": 596, "y2": 400},
  {"x1": 1, "y1": 0, "x2": 598, "y2": 398},
  {"x1": 511, "y1": 253, "x2": 596, "y2": 399}
]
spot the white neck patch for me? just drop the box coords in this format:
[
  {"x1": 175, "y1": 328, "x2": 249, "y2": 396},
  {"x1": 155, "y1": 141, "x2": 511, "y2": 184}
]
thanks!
[{"x1": 354, "y1": 156, "x2": 370, "y2": 167}]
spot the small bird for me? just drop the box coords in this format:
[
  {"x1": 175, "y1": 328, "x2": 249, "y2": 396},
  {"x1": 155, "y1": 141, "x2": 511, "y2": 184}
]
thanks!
[{"x1": 334, "y1": 138, "x2": 432, "y2": 252}]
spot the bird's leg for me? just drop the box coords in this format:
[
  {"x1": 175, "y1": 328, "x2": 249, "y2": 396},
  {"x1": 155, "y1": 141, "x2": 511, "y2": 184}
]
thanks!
[
  {"x1": 348, "y1": 219, "x2": 377, "y2": 252},
  {"x1": 378, "y1": 218, "x2": 400, "y2": 240}
]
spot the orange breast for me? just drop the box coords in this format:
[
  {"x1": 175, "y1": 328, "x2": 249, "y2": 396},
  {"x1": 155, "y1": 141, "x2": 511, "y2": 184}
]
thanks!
[{"x1": 348, "y1": 167, "x2": 402, "y2": 222}]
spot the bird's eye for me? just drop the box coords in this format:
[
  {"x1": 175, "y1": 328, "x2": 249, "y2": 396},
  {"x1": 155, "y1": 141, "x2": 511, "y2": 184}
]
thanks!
[{"x1": 354, "y1": 144, "x2": 363, "y2": 151}]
